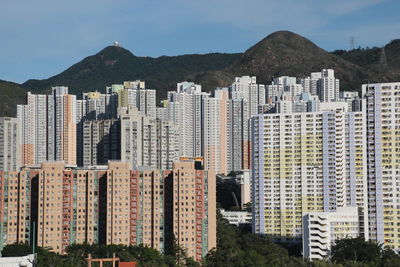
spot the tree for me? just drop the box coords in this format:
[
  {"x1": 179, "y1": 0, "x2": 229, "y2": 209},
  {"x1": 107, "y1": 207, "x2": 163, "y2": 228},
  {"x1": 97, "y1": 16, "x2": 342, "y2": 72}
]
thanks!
[
  {"x1": 331, "y1": 237, "x2": 382, "y2": 265},
  {"x1": 243, "y1": 202, "x2": 252, "y2": 212},
  {"x1": 1, "y1": 243, "x2": 32, "y2": 257}
]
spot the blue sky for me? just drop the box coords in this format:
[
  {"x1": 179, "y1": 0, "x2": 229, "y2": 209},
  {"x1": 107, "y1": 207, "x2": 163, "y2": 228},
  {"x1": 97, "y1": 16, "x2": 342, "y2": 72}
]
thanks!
[{"x1": 1, "y1": 0, "x2": 399, "y2": 83}]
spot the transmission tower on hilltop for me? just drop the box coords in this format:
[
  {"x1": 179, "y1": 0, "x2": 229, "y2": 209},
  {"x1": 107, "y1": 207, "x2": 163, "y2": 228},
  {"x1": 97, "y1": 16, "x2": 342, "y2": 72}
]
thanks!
[
  {"x1": 350, "y1": 36, "x2": 356, "y2": 50},
  {"x1": 379, "y1": 47, "x2": 388, "y2": 65}
]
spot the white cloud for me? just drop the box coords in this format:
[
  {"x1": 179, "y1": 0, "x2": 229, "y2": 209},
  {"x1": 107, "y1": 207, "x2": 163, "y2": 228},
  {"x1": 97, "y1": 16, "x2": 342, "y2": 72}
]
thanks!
[{"x1": 325, "y1": 0, "x2": 385, "y2": 15}]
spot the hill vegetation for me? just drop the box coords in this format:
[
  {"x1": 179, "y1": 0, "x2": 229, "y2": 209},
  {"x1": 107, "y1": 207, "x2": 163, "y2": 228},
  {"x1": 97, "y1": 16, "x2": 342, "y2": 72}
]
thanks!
[
  {"x1": 0, "y1": 80, "x2": 27, "y2": 117},
  {"x1": 1, "y1": 31, "x2": 400, "y2": 117},
  {"x1": 23, "y1": 47, "x2": 240, "y2": 99},
  {"x1": 333, "y1": 39, "x2": 400, "y2": 70}
]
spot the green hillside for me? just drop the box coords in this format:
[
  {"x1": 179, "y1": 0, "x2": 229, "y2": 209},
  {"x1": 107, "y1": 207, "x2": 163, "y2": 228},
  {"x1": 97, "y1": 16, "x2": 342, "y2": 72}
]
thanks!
[
  {"x1": 1, "y1": 31, "x2": 400, "y2": 117},
  {"x1": 0, "y1": 80, "x2": 27, "y2": 117},
  {"x1": 23, "y1": 47, "x2": 240, "y2": 100}
]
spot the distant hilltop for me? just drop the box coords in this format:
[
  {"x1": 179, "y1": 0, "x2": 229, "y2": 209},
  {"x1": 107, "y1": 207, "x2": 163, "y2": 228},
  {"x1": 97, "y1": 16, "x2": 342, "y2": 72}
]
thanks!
[{"x1": 1, "y1": 30, "x2": 400, "y2": 117}]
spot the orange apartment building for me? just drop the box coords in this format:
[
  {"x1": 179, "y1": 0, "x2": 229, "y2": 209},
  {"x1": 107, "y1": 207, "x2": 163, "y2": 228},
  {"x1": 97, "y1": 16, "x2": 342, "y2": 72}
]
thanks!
[
  {"x1": 164, "y1": 158, "x2": 216, "y2": 261},
  {"x1": 0, "y1": 159, "x2": 215, "y2": 260}
]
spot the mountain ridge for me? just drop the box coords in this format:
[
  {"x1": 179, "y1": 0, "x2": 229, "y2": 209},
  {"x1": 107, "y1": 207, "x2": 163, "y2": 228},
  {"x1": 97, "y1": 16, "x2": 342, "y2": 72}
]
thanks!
[
  {"x1": 1, "y1": 31, "x2": 400, "y2": 117},
  {"x1": 23, "y1": 46, "x2": 240, "y2": 97}
]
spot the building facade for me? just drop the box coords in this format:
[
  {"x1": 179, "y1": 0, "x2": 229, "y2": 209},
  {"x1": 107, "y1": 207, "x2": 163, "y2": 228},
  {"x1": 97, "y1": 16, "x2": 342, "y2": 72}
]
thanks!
[
  {"x1": 0, "y1": 162, "x2": 167, "y2": 254},
  {"x1": 164, "y1": 158, "x2": 216, "y2": 261},
  {"x1": 251, "y1": 106, "x2": 368, "y2": 242},
  {"x1": 17, "y1": 87, "x2": 77, "y2": 166},
  {"x1": 303, "y1": 207, "x2": 361, "y2": 260},
  {"x1": 0, "y1": 117, "x2": 21, "y2": 171},
  {"x1": 363, "y1": 82, "x2": 400, "y2": 250},
  {"x1": 82, "y1": 119, "x2": 121, "y2": 166}
]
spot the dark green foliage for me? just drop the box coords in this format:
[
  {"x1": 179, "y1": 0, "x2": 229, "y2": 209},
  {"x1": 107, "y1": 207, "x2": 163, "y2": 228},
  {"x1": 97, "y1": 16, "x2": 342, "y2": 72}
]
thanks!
[
  {"x1": 331, "y1": 237, "x2": 400, "y2": 266},
  {"x1": 203, "y1": 211, "x2": 306, "y2": 267},
  {"x1": 1, "y1": 243, "x2": 32, "y2": 256},
  {"x1": 1, "y1": 243, "x2": 177, "y2": 267},
  {"x1": 4, "y1": 231, "x2": 400, "y2": 266},
  {"x1": 0, "y1": 80, "x2": 27, "y2": 116},
  {"x1": 332, "y1": 47, "x2": 382, "y2": 67},
  {"x1": 333, "y1": 39, "x2": 400, "y2": 70},
  {"x1": 22, "y1": 47, "x2": 240, "y2": 101},
  {"x1": 164, "y1": 236, "x2": 200, "y2": 267},
  {"x1": 331, "y1": 237, "x2": 381, "y2": 264},
  {"x1": 216, "y1": 177, "x2": 241, "y2": 210}
]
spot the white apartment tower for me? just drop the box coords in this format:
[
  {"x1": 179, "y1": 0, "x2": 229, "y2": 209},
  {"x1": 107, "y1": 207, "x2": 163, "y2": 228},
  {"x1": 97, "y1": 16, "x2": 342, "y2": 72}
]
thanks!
[
  {"x1": 124, "y1": 88, "x2": 156, "y2": 118},
  {"x1": 120, "y1": 107, "x2": 157, "y2": 169},
  {"x1": 17, "y1": 87, "x2": 77, "y2": 166},
  {"x1": 229, "y1": 76, "x2": 265, "y2": 171},
  {"x1": 363, "y1": 82, "x2": 400, "y2": 250},
  {"x1": 0, "y1": 117, "x2": 21, "y2": 171},
  {"x1": 156, "y1": 119, "x2": 180, "y2": 170},
  {"x1": 319, "y1": 69, "x2": 340, "y2": 102},
  {"x1": 17, "y1": 92, "x2": 48, "y2": 165},
  {"x1": 167, "y1": 82, "x2": 209, "y2": 158},
  {"x1": 301, "y1": 70, "x2": 339, "y2": 102},
  {"x1": 251, "y1": 105, "x2": 368, "y2": 241},
  {"x1": 230, "y1": 76, "x2": 265, "y2": 118},
  {"x1": 203, "y1": 97, "x2": 223, "y2": 174},
  {"x1": 50, "y1": 87, "x2": 77, "y2": 165}
]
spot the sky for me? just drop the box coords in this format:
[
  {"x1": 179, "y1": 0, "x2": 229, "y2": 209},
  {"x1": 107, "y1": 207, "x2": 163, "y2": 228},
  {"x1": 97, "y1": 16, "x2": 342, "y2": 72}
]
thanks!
[{"x1": 1, "y1": 0, "x2": 399, "y2": 83}]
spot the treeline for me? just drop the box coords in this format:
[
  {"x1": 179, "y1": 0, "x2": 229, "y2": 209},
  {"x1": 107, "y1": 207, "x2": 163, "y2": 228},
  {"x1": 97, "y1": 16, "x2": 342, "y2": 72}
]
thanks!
[
  {"x1": 1, "y1": 242, "x2": 198, "y2": 267},
  {"x1": 4, "y1": 214, "x2": 400, "y2": 266}
]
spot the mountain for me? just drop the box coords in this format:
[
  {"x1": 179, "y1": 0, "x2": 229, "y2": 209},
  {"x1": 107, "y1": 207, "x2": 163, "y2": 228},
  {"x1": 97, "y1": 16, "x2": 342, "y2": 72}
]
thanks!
[
  {"x1": 0, "y1": 80, "x2": 27, "y2": 117},
  {"x1": 1, "y1": 31, "x2": 400, "y2": 117},
  {"x1": 193, "y1": 31, "x2": 400, "y2": 92},
  {"x1": 23, "y1": 46, "x2": 240, "y2": 99}
]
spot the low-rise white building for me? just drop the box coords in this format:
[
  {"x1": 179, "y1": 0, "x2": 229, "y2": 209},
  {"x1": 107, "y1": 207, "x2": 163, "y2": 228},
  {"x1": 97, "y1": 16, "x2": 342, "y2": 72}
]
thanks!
[
  {"x1": 220, "y1": 209, "x2": 252, "y2": 226},
  {"x1": 302, "y1": 207, "x2": 362, "y2": 261},
  {"x1": 0, "y1": 254, "x2": 34, "y2": 267}
]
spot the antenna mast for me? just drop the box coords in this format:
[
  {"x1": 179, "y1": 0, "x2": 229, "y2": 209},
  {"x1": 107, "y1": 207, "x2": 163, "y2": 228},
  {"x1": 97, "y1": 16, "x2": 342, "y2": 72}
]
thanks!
[{"x1": 350, "y1": 36, "x2": 356, "y2": 50}]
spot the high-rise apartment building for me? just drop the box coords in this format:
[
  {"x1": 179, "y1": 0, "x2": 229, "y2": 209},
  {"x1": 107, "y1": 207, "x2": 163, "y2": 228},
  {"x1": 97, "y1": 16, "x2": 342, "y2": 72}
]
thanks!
[
  {"x1": 202, "y1": 97, "x2": 226, "y2": 174},
  {"x1": 104, "y1": 161, "x2": 132, "y2": 246},
  {"x1": 0, "y1": 161, "x2": 167, "y2": 254},
  {"x1": 229, "y1": 76, "x2": 265, "y2": 171},
  {"x1": 130, "y1": 168, "x2": 164, "y2": 250},
  {"x1": 251, "y1": 105, "x2": 368, "y2": 241},
  {"x1": 164, "y1": 158, "x2": 216, "y2": 261},
  {"x1": 18, "y1": 87, "x2": 77, "y2": 166},
  {"x1": 108, "y1": 81, "x2": 155, "y2": 118},
  {"x1": 230, "y1": 76, "x2": 265, "y2": 118},
  {"x1": 120, "y1": 107, "x2": 157, "y2": 169},
  {"x1": 363, "y1": 82, "x2": 400, "y2": 250},
  {"x1": 167, "y1": 83, "x2": 209, "y2": 158},
  {"x1": 213, "y1": 89, "x2": 230, "y2": 174},
  {"x1": 229, "y1": 98, "x2": 250, "y2": 171},
  {"x1": 318, "y1": 69, "x2": 340, "y2": 102},
  {"x1": 82, "y1": 119, "x2": 121, "y2": 166},
  {"x1": 118, "y1": 88, "x2": 156, "y2": 118},
  {"x1": 76, "y1": 91, "x2": 118, "y2": 166},
  {"x1": 301, "y1": 69, "x2": 339, "y2": 103},
  {"x1": 0, "y1": 169, "x2": 32, "y2": 251},
  {"x1": 0, "y1": 117, "x2": 21, "y2": 171},
  {"x1": 17, "y1": 92, "x2": 47, "y2": 165},
  {"x1": 156, "y1": 120, "x2": 180, "y2": 170}
]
